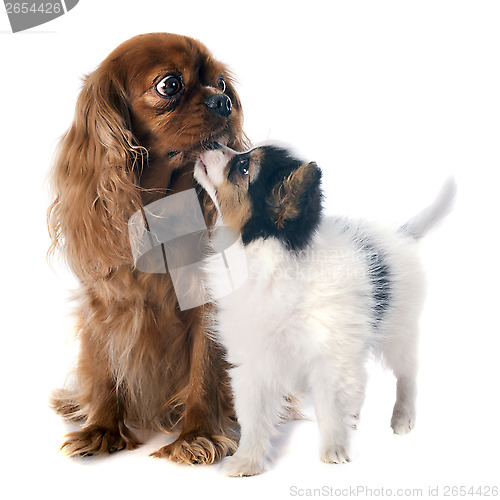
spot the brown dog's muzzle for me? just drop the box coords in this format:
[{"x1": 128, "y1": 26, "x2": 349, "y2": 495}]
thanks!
[{"x1": 205, "y1": 94, "x2": 232, "y2": 117}]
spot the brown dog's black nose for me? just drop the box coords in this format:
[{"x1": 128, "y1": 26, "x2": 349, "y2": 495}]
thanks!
[{"x1": 205, "y1": 94, "x2": 232, "y2": 117}]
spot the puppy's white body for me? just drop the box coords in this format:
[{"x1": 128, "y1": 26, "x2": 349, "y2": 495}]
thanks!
[
  {"x1": 197, "y1": 145, "x2": 455, "y2": 476},
  {"x1": 206, "y1": 217, "x2": 424, "y2": 475}
]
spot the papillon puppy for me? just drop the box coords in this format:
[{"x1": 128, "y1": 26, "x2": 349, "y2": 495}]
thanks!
[{"x1": 194, "y1": 144, "x2": 455, "y2": 476}]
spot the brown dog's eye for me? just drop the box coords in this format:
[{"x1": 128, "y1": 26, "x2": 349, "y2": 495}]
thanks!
[
  {"x1": 156, "y1": 75, "x2": 183, "y2": 97},
  {"x1": 217, "y1": 76, "x2": 226, "y2": 93}
]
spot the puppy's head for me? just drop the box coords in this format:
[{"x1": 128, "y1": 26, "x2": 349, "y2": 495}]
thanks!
[
  {"x1": 195, "y1": 145, "x2": 323, "y2": 251},
  {"x1": 99, "y1": 33, "x2": 245, "y2": 159}
]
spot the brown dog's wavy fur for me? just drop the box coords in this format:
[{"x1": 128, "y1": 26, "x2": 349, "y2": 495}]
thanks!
[{"x1": 48, "y1": 33, "x2": 249, "y2": 463}]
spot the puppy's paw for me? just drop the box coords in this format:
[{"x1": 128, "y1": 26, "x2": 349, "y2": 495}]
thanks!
[
  {"x1": 391, "y1": 407, "x2": 415, "y2": 435},
  {"x1": 61, "y1": 424, "x2": 141, "y2": 457},
  {"x1": 321, "y1": 444, "x2": 351, "y2": 464},
  {"x1": 222, "y1": 453, "x2": 268, "y2": 477},
  {"x1": 151, "y1": 433, "x2": 237, "y2": 465}
]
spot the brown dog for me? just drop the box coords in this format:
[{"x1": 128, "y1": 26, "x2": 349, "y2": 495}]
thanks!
[{"x1": 48, "y1": 33, "x2": 249, "y2": 463}]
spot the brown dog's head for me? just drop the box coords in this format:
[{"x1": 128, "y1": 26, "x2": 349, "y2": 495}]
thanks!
[
  {"x1": 116, "y1": 33, "x2": 243, "y2": 158},
  {"x1": 48, "y1": 33, "x2": 248, "y2": 280}
]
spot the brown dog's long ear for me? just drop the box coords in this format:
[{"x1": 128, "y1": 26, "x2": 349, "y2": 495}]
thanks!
[{"x1": 48, "y1": 67, "x2": 145, "y2": 281}]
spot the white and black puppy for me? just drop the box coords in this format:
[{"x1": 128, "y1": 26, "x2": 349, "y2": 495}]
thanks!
[{"x1": 194, "y1": 144, "x2": 455, "y2": 477}]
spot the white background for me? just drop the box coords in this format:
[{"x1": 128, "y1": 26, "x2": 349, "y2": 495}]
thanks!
[{"x1": 1, "y1": 1, "x2": 499, "y2": 498}]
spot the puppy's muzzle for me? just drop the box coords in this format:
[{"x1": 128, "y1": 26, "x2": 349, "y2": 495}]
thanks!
[{"x1": 205, "y1": 94, "x2": 232, "y2": 117}]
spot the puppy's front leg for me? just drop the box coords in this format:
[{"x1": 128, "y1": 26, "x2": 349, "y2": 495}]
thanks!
[
  {"x1": 310, "y1": 362, "x2": 367, "y2": 464},
  {"x1": 222, "y1": 365, "x2": 284, "y2": 477}
]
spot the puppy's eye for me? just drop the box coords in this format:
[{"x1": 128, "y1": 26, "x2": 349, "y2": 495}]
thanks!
[
  {"x1": 236, "y1": 159, "x2": 250, "y2": 176},
  {"x1": 217, "y1": 76, "x2": 226, "y2": 93},
  {"x1": 156, "y1": 75, "x2": 183, "y2": 97}
]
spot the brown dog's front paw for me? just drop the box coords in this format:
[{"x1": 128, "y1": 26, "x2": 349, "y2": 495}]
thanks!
[
  {"x1": 151, "y1": 433, "x2": 237, "y2": 465},
  {"x1": 61, "y1": 424, "x2": 142, "y2": 457}
]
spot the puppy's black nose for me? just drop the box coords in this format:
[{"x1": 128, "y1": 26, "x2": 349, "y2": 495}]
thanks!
[{"x1": 205, "y1": 94, "x2": 232, "y2": 117}]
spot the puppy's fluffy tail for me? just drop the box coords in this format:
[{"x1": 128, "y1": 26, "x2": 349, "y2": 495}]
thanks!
[{"x1": 401, "y1": 178, "x2": 457, "y2": 239}]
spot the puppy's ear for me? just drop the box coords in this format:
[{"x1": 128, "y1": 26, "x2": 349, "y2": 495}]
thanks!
[
  {"x1": 268, "y1": 162, "x2": 322, "y2": 228},
  {"x1": 264, "y1": 161, "x2": 323, "y2": 250}
]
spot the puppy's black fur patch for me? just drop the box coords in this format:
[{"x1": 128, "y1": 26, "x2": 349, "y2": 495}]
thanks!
[
  {"x1": 356, "y1": 237, "x2": 392, "y2": 328},
  {"x1": 240, "y1": 146, "x2": 323, "y2": 251}
]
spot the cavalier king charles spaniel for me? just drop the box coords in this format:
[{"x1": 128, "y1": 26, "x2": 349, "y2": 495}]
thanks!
[
  {"x1": 48, "y1": 33, "x2": 249, "y2": 463},
  {"x1": 194, "y1": 144, "x2": 455, "y2": 476}
]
